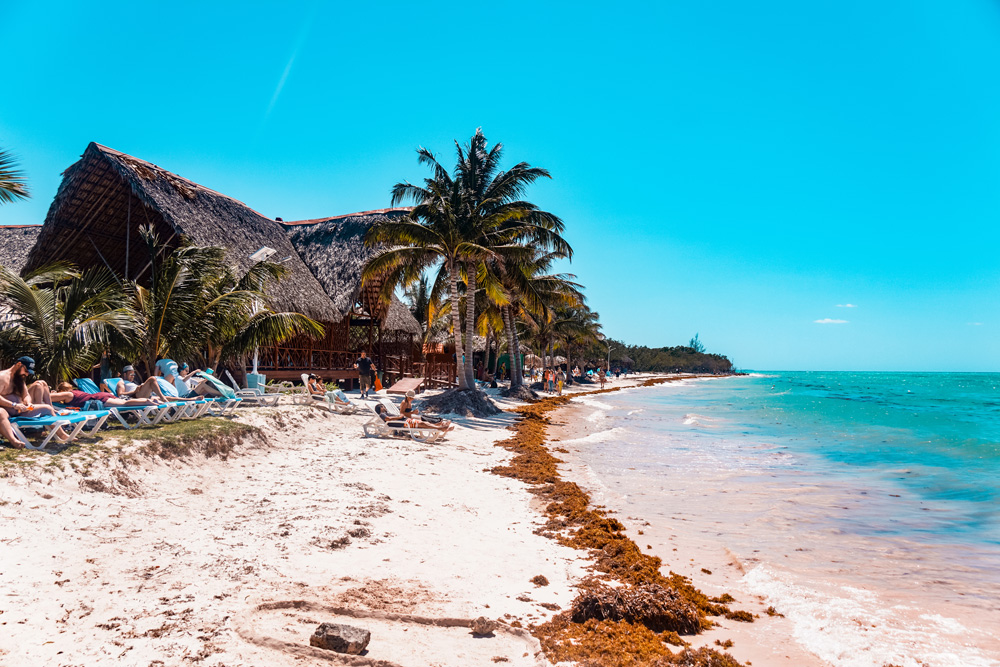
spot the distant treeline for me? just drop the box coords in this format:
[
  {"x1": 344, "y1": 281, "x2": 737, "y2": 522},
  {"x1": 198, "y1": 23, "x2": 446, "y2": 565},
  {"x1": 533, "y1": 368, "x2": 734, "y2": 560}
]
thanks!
[{"x1": 604, "y1": 339, "x2": 734, "y2": 374}]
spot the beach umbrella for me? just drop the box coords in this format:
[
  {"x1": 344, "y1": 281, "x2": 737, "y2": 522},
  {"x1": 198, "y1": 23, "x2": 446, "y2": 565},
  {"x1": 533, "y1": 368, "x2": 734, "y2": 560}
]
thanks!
[{"x1": 524, "y1": 353, "x2": 543, "y2": 366}]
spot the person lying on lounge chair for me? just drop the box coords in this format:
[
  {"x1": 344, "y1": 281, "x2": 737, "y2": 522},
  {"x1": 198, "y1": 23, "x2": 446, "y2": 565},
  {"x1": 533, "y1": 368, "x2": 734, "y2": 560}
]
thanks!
[
  {"x1": 375, "y1": 403, "x2": 454, "y2": 432},
  {"x1": 307, "y1": 374, "x2": 326, "y2": 397},
  {"x1": 154, "y1": 359, "x2": 221, "y2": 400},
  {"x1": 102, "y1": 365, "x2": 173, "y2": 402},
  {"x1": 400, "y1": 390, "x2": 420, "y2": 418},
  {"x1": 0, "y1": 356, "x2": 73, "y2": 447},
  {"x1": 52, "y1": 383, "x2": 160, "y2": 409}
]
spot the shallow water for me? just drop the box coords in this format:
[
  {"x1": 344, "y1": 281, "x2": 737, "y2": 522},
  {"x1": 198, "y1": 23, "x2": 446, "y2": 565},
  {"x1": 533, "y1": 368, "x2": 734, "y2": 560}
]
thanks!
[{"x1": 563, "y1": 373, "x2": 1000, "y2": 667}]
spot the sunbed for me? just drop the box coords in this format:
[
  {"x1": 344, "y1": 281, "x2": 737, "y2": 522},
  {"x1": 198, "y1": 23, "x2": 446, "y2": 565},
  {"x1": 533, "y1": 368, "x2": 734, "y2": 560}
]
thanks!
[
  {"x1": 8, "y1": 412, "x2": 98, "y2": 450},
  {"x1": 100, "y1": 378, "x2": 174, "y2": 428},
  {"x1": 362, "y1": 404, "x2": 445, "y2": 443},
  {"x1": 224, "y1": 371, "x2": 281, "y2": 407}
]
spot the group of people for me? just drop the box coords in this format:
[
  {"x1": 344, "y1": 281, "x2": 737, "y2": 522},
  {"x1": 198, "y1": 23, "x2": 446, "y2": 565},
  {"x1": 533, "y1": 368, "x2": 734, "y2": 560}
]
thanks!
[
  {"x1": 542, "y1": 367, "x2": 566, "y2": 395},
  {"x1": 0, "y1": 355, "x2": 232, "y2": 449}
]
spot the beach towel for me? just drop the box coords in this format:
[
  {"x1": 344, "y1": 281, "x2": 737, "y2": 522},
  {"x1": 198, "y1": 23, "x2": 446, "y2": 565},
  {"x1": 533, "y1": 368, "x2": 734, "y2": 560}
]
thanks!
[{"x1": 194, "y1": 371, "x2": 236, "y2": 400}]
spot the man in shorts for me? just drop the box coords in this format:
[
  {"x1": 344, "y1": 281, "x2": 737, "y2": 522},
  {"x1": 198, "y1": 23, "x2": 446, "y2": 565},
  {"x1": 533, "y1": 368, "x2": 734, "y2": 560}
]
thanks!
[{"x1": 354, "y1": 351, "x2": 374, "y2": 399}]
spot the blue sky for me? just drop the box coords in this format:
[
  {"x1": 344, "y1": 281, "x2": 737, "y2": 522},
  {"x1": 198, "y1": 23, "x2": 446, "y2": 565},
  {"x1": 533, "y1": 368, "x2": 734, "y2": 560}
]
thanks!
[{"x1": 2, "y1": 0, "x2": 999, "y2": 371}]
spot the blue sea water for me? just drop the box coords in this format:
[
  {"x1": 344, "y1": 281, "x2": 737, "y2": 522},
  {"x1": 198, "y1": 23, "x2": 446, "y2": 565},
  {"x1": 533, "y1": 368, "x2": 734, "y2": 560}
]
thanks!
[{"x1": 564, "y1": 372, "x2": 1000, "y2": 667}]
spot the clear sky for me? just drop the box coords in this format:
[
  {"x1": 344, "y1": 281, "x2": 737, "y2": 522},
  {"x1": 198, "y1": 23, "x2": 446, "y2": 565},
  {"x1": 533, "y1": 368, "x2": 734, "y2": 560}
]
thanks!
[{"x1": 2, "y1": 1, "x2": 999, "y2": 371}]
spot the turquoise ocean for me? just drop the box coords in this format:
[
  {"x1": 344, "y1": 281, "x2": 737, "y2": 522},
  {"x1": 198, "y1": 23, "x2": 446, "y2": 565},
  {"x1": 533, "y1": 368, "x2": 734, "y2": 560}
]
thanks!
[{"x1": 564, "y1": 372, "x2": 1000, "y2": 667}]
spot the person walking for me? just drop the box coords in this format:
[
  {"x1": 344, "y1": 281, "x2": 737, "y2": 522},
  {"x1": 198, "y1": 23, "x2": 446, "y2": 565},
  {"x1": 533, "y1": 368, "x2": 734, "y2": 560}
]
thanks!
[{"x1": 354, "y1": 350, "x2": 374, "y2": 399}]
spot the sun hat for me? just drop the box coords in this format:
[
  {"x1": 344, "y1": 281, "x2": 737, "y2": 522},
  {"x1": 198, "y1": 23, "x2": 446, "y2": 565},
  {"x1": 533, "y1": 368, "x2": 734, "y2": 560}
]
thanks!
[
  {"x1": 405, "y1": 390, "x2": 415, "y2": 398},
  {"x1": 122, "y1": 365, "x2": 135, "y2": 373},
  {"x1": 15, "y1": 356, "x2": 35, "y2": 374}
]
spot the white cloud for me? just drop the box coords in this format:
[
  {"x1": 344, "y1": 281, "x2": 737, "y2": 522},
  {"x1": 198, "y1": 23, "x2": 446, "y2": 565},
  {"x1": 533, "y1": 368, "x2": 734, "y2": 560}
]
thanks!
[
  {"x1": 836, "y1": 303, "x2": 857, "y2": 308},
  {"x1": 968, "y1": 322, "x2": 984, "y2": 326},
  {"x1": 815, "y1": 318, "x2": 849, "y2": 324}
]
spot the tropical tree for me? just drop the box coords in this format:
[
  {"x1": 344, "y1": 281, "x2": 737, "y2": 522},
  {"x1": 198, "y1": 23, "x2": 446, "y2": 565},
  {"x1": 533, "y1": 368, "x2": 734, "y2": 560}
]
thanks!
[
  {"x1": 365, "y1": 129, "x2": 569, "y2": 392},
  {"x1": 0, "y1": 264, "x2": 136, "y2": 383},
  {"x1": 498, "y1": 250, "x2": 583, "y2": 390},
  {"x1": 0, "y1": 147, "x2": 29, "y2": 204},
  {"x1": 127, "y1": 225, "x2": 323, "y2": 374}
]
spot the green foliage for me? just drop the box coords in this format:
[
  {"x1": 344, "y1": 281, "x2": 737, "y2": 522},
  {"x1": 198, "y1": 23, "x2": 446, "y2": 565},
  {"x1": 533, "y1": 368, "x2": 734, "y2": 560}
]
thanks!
[
  {"x1": 688, "y1": 334, "x2": 705, "y2": 353},
  {"x1": 599, "y1": 337, "x2": 733, "y2": 374},
  {"x1": 0, "y1": 147, "x2": 30, "y2": 204},
  {"x1": 0, "y1": 227, "x2": 322, "y2": 382},
  {"x1": 0, "y1": 264, "x2": 137, "y2": 383}
]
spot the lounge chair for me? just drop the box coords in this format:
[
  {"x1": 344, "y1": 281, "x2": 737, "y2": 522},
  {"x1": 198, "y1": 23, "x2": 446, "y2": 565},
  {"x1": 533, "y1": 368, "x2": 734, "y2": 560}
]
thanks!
[
  {"x1": 362, "y1": 405, "x2": 445, "y2": 443},
  {"x1": 8, "y1": 412, "x2": 95, "y2": 450},
  {"x1": 293, "y1": 373, "x2": 322, "y2": 406},
  {"x1": 100, "y1": 378, "x2": 174, "y2": 428},
  {"x1": 224, "y1": 370, "x2": 281, "y2": 407}
]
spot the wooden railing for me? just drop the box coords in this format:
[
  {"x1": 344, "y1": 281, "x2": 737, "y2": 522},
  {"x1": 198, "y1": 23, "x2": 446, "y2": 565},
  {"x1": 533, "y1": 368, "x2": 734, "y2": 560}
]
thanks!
[{"x1": 414, "y1": 361, "x2": 458, "y2": 388}]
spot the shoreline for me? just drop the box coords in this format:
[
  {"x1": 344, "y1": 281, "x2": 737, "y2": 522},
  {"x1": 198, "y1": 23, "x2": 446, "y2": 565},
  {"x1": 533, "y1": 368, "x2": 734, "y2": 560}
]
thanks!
[
  {"x1": 548, "y1": 378, "x2": 823, "y2": 666},
  {"x1": 0, "y1": 374, "x2": 749, "y2": 666}
]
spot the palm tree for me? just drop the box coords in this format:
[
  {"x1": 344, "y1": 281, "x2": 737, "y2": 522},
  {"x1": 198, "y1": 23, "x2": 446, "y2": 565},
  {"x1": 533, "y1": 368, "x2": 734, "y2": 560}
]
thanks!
[
  {"x1": 197, "y1": 260, "x2": 325, "y2": 371},
  {"x1": 128, "y1": 225, "x2": 323, "y2": 374},
  {"x1": 0, "y1": 147, "x2": 29, "y2": 204},
  {"x1": 497, "y1": 250, "x2": 583, "y2": 390},
  {"x1": 365, "y1": 129, "x2": 569, "y2": 391},
  {"x1": 0, "y1": 264, "x2": 136, "y2": 384}
]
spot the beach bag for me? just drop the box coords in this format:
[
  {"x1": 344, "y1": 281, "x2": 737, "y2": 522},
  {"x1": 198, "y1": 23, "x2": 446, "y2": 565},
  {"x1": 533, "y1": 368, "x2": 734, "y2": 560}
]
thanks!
[
  {"x1": 83, "y1": 399, "x2": 104, "y2": 412},
  {"x1": 374, "y1": 375, "x2": 383, "y2": 392}
]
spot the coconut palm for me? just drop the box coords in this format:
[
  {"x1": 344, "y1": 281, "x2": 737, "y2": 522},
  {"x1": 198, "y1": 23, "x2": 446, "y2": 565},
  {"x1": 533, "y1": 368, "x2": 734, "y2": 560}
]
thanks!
[
  {"x1": 0, "y1": 264, "x2": 136, "y2": 383},
  {"x1": 497, "y1": 250, "x2": 584, "y2": 390},
  {"x1": 128, "y1": 225, "x2": 323, "y2": 374},
  {"x1": 197, "y1": 260, "x2": 325, "y2": 371},
  {"x1": 365, "y1": 129, "x2": 569, "y2": 392},
  {"x1": 0, "y1": 147, "x2": 29, "y2": 204}
]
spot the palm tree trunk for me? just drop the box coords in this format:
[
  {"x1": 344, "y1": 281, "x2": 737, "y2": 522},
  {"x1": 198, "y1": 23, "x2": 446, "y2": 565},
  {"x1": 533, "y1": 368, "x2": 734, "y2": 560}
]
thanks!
[
  {"x1": 464, "y1": 264, "x2": 477, "y2": 389},
  {"x1": 501, "y1": 306, "x2": 517, "y2": 388},
  {"x1": 508, "y1": 306, "x2": 524, "y2": 388},
  {"x1": 449, "y1": 261, "x2": 470, "y2": 390}
]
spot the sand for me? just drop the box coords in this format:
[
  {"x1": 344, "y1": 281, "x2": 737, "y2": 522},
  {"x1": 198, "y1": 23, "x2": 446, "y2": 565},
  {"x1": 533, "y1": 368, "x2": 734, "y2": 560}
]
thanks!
[{"x1": 0, "y1": 375, "x2": 767, "y2": 667}]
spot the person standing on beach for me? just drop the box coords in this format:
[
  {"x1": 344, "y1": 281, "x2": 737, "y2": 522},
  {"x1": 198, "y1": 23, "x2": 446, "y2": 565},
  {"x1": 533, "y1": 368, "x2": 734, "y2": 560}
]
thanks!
[
  {"x1": 598, "y1": 368, "x2": 607, "y2": 389},
  {"x1": 354, "y1": 350, "x2": 374, "y2": 399}
]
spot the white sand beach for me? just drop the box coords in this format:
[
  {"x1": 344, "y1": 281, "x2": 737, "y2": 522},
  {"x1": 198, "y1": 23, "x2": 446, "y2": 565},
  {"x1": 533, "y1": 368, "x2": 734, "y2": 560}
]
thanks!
[{"x1": 0, "y1": 383, "x2": 625, "y2": 667}]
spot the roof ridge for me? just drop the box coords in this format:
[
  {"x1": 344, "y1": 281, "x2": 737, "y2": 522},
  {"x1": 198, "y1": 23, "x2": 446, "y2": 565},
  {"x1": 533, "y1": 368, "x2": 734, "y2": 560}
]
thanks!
[
  {"x1": 281, "y1": 207, "x2": 411, "y2": 226},
  {"x1": 88, "y1": 142, "x2": 272, "y2": 219}
]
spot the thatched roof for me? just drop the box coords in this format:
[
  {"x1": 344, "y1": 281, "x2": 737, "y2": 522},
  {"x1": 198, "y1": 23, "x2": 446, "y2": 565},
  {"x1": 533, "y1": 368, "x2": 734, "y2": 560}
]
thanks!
[
  {"x1": 283, "y1": 209, "x2": 420, "y2": 334},
  {"x1": 23, "y1": 143, "x2": 339, "y2": 321},
  {"x1": 0, "y1": 225, "x2": 42, "y2": 275}
]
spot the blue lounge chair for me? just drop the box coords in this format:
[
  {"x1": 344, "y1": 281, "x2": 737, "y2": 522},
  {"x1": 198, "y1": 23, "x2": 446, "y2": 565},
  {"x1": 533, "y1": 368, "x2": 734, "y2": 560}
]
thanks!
[
  {"x1": 100, "y1": 378, "x2": 173, "y2": 428},
  {"x1": 9, "y1": 413, "x2": 92, "y2": 450}
]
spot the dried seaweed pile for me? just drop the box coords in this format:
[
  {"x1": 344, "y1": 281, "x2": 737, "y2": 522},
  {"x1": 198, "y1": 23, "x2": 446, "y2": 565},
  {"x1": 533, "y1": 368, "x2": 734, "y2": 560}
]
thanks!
[{"x1": 491, "y1": 377, "x2": 751, "y2": 666}]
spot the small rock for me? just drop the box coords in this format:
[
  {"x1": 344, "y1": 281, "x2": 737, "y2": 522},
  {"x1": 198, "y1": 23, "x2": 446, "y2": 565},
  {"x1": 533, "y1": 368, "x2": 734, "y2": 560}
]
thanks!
[
  {"x1": 471, "y1": 616, "x2": 497, "y2": 636},
  {"x1": 310, "y1": 623, "x2": 371, "y2": 654}
]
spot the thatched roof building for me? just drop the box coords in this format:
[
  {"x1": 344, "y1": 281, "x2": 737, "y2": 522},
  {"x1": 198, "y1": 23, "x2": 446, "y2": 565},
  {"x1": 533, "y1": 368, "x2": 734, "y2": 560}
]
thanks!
[
  {"x1": 283, "y1": 209, "x2": 419, "y2": 335},
  {"x1": 24, "y1": 143, "x2": 338, "y2": 321},
  {"x1": 0, "y1": 225, "x2": 42, "y2": 274},
  {"x1": 8, "y1": 142, "x2": 431, "y2": 384}
]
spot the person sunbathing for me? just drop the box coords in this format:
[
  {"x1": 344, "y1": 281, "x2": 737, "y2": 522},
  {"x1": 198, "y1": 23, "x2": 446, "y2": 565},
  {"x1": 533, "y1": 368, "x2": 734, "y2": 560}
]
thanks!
[
  {"x1": 0, "y1": 356, "x2": 72, "y2": 447},
  {"x1": 154, "y1": 359, "x2": 220, "y2": 400},
  {"x1": 399, "y1": 390, "x2": 420, "y2": 418},
  {"x1": 307, "y1": 374, "x2": 326, "y2": 397},
  {"x1": 102, "y1": 365, "x2": 172, "y2": 402},
  {"x1": 376, "y1": 403, "x2": 454, "y2": 432},
  {"x1": 51, "y1": 383, "x2": 160, "y2": 409}
]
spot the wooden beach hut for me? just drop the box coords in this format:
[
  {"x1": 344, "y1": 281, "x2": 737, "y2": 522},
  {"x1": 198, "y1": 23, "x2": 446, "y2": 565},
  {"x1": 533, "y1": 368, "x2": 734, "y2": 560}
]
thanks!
[{"x1": 16, "y1": 142, "x2": 424, "y2": 385}]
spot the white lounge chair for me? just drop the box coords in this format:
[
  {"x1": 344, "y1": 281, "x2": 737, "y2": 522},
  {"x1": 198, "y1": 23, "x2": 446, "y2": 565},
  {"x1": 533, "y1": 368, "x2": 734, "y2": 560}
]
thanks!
[
  {"x1": 362, "y1": 405, "x2": 445, "y2": 443},
  {"x1": 224, "y1": 371, "x2": 281, "y2": 407}
]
